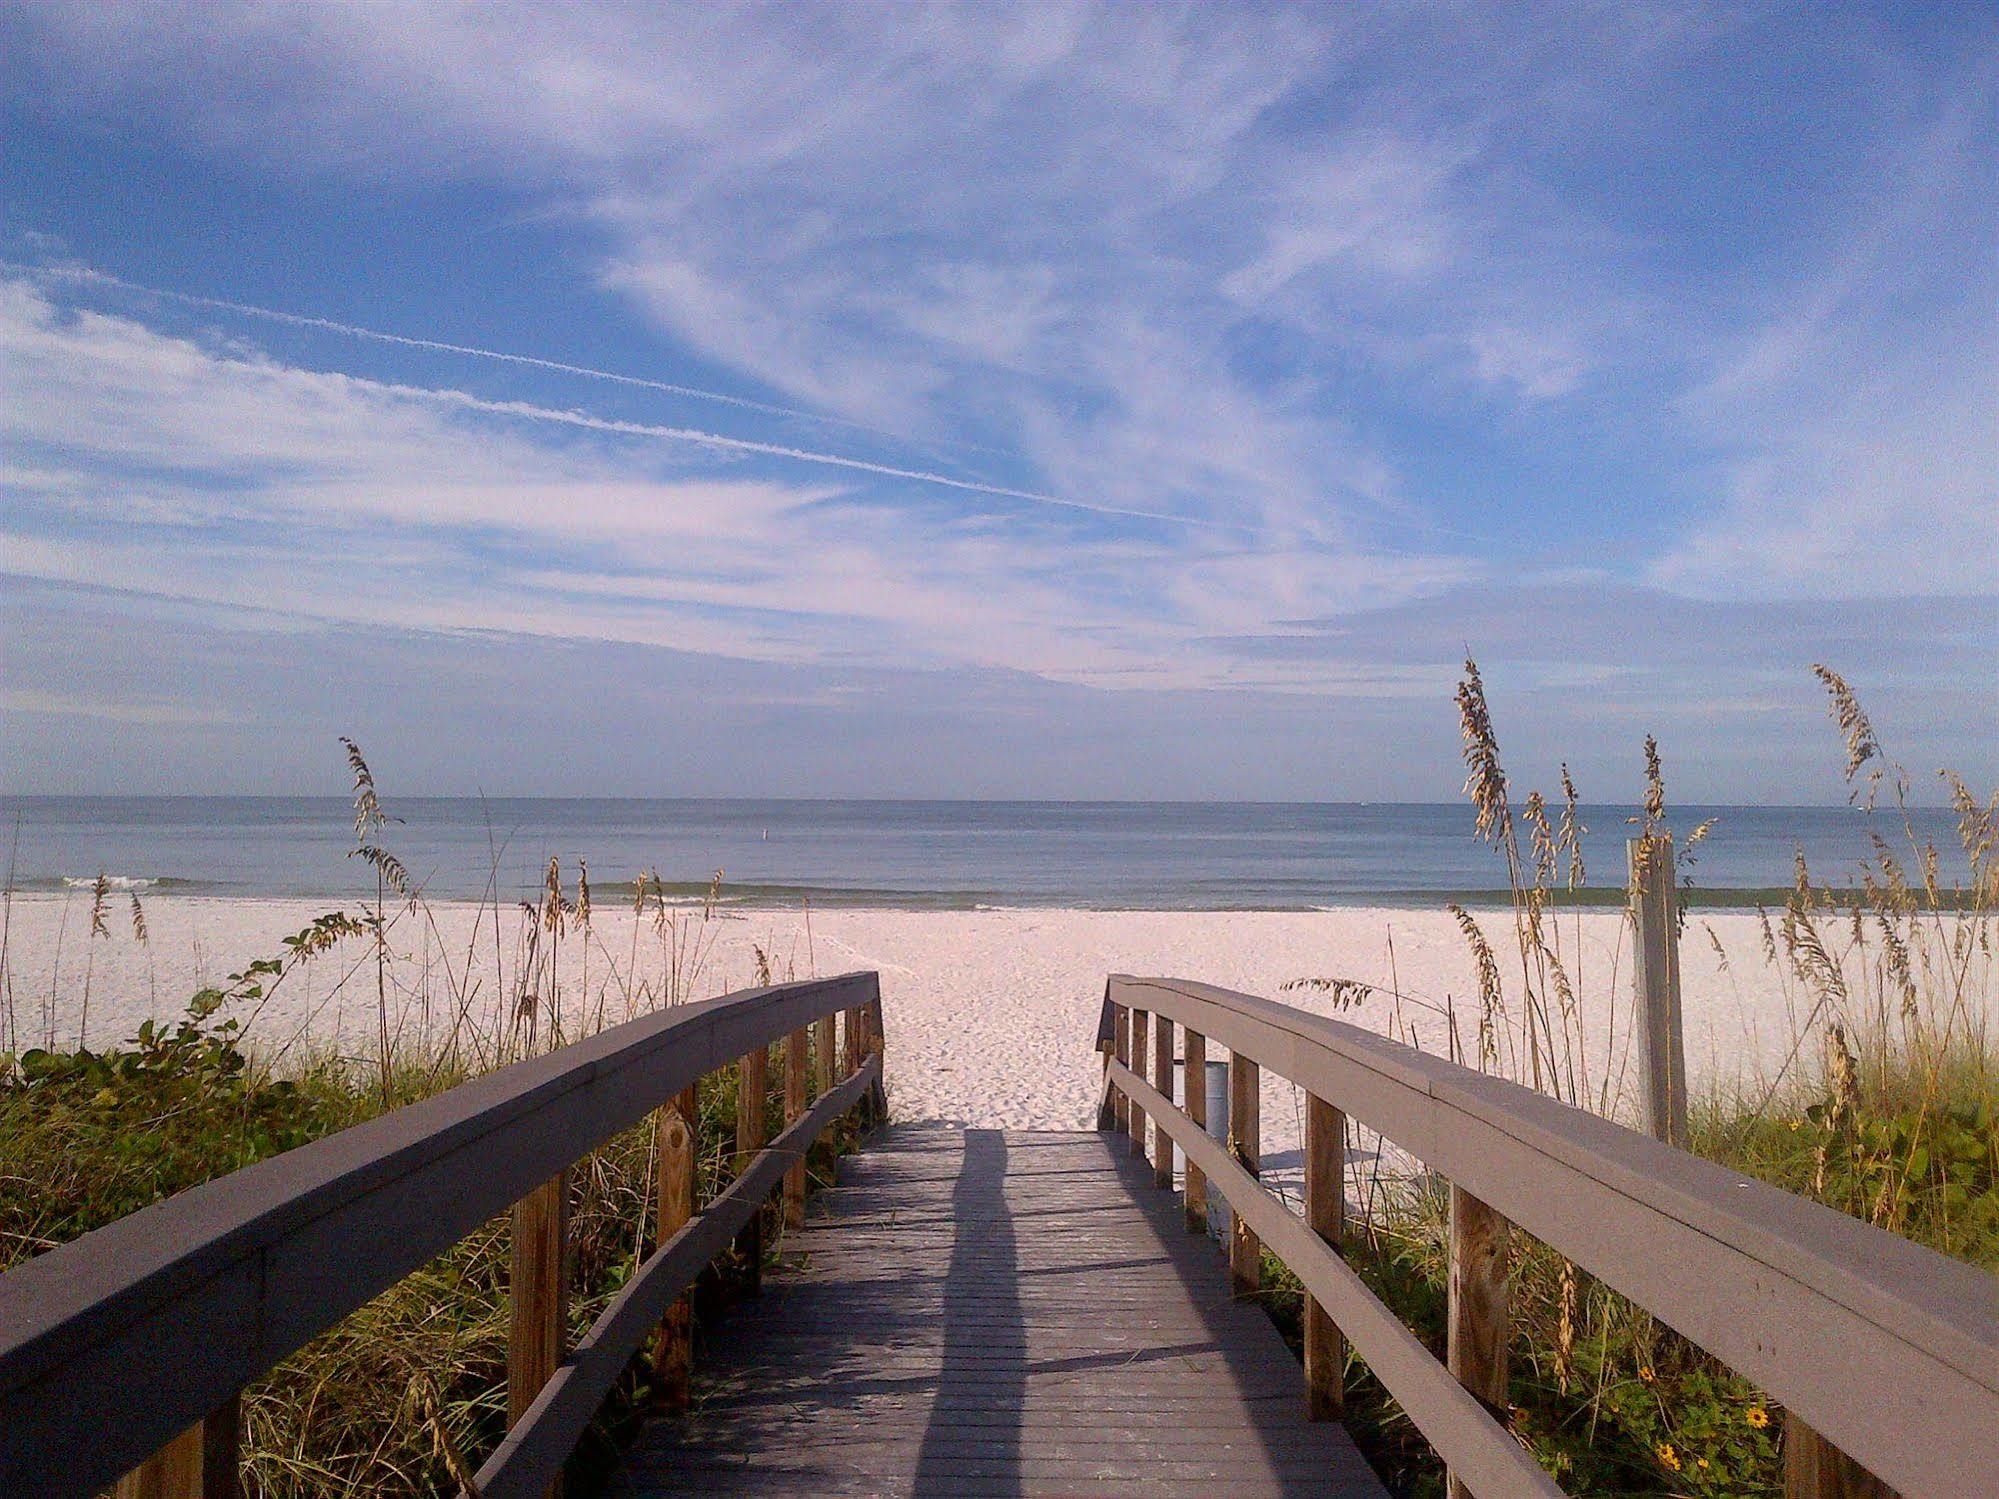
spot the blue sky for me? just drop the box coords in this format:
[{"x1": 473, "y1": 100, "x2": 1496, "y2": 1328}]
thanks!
[{"x1": 1, "y1": 2, "x2": 1993, "y2": 801}]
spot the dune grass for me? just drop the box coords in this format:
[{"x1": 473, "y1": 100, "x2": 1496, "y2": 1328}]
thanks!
[
  {"x1": 0, "y1": 751, "x2": 853, "y2": 1497},
  {"x1": 1260, "y1": 662, "x2": 1996, "y2": 1496}
]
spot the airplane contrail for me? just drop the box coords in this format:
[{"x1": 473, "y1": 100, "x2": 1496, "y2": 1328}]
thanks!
[
  {"x1": 387, "y1": 381, "x2": 1244, "y2": 531},
  {"x1": 23, "y1": 262, "x2": 926, "y2": 445},
  {"x1": 9, "y1": 261, "x2": 1255, "y2": 534}
]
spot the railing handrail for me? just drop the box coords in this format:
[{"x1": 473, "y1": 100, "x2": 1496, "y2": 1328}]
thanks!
[
  {"x1": 0, "y1": 970, "x2": 881, "y2": 1497},
  {"x1": 1100, "y1": 973, "x2": 1999, "y2": 1497}
]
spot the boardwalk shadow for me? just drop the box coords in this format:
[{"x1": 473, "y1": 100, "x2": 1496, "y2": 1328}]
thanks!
[
  {"x1": 912, "y1": 1128, "x2": 1022, "y2": 1496},
  {"x1": 618, "y1": 1124, "x2": 1382, "y2": 1496}
]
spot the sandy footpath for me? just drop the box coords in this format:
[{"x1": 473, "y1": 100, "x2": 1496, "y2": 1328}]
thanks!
[{"x1": 5, "y1": 894, "x2": 1915, "y2": 1194}]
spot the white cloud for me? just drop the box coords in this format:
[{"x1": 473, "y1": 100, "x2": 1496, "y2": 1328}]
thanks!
[{"x1": 0, "y1": 277, "x2": 1469, "y2": 689}]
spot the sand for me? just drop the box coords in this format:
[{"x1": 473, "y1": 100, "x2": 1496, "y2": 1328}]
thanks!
[{"x1": 9, "y1": 892, "x2": 1937, "y2": 1199}]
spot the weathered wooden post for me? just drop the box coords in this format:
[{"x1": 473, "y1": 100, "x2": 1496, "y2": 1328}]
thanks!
[
  {"x1": 735, "y1": 1045, "x2": 767, "y2": 1296},
  {"x1": 1113, "y1": 1004, "x2": 1131, "y2": 1133},
  {"x1": 651, "y1": 1085, "x2": 697, "y2": 1407},
  {"x1": 1152, "y1": 1015, "x2": 1175, "y2": 1189},
  {"x1": 1182, "y1": 1027, "x2": 1208, "y2": 1232},
  {"x1": 1304, "y1": 1094, "x2": 1346, "y2": 1420},
  {"x1": 814, "y1": 1012, "x2": 836, "y2": 1095},
  {"x1": 113, "y1": 1399, "x2": 238, "y2": 1499},
  {"x1": 1629, "y1": 834, "x2": 1688, "y2": 1148},
  {"x1": 1785, "y1": 1427, "x2": 1900, "y2": 1499},
  {"x1": 784, "y1": 1026, "x2": 809, "y2": 1230},
  {"x1": 865, "y1": 995, "x2": 887, "y2": 1121},
  {"x1": 511, "y1": 1171, "x2": 568, "y2": 1498},
  {"x1": 1128, "y1": 1010, "x2": 1150, "y2": 1159},
  {"x1": 1446, "y1": 1185, "x2": 1509, "y2": 1499},
  {"x1": 1227, "y1": 1052, "x2": 1260, "y2": 1295}
]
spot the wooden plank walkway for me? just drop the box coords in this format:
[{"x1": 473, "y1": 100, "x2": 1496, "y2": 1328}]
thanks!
[{"x1": 616, "y1": 1123, "x2": 1386, "y2": 1497}]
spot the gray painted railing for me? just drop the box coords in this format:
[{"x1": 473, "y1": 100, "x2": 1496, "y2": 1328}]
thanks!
[
  {"x1": 0, "y1": 971, "x2": 885, "y2": 1499},
  {"x1": 1098, "y1": 973, "x2": 1999, "y2": 1498}
]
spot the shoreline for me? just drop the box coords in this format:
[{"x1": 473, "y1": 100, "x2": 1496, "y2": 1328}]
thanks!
[{"x1": 10, "y1": 894, "x2": 1987, "y2": 1194}]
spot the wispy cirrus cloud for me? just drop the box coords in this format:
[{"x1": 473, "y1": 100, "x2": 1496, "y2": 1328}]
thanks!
[{"x1": 1, "y1": 2, "x2": 1992, "y2": 796}]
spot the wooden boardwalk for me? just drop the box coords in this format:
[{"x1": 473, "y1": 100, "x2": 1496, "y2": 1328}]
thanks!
[{"x1": 617, "y1": 1123, "x2": 1386, "y2": 1497}]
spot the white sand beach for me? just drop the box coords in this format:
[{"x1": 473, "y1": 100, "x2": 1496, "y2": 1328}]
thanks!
[{"x1": 8, "y1": 894, "x2": 1944, "y2": 1193}]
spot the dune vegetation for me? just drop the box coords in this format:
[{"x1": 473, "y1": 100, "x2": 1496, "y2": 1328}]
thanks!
[{"x1": 1, "y1": 667, "x2": 1991, "y2": 1496}]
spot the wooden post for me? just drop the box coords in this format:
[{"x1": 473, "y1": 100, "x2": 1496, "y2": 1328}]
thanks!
[
  {"x1": 1152, "y1": 1014, "x2": 1174, "y2": 1188},
  {"x1": 650, "y1": 1086, "x2": 697, "y2": 1408},
  {"x1": 1228, "y1": 1052, "x2": 1260, "y2": 1296},
  {"x1": 1113, "y1": 1004, "x2": 1130, "y2": 1133},
  {"x1": 113, "y1": 1398, "x2": 238, "y2": 1499},
  {"x1": 1629, "y1": 834, "x2": 1688, "y2": 1148},
  {"x1": 735, "y1": 1045, "x2": 767, "y2": 1295},
  {"x1": 1183, "y1": 1028, "x2": 1208, "y2": 1233},
  {"x1": 865, "y1": 995, "x2": 887, "y2": 1121},
  {"x1": 842, "y1": 1006, "x2": 860, "y2": 1079},
  {"x1": 1304, "y1": 1094, "x2": 1346, "y2": 1420},
  {"x1": 1446, "y1": 1185, "x2": 1509, "y2": 1499},
  {"x1": 783, "y1": 1026, "x2": 809, "y2": 1230},
  {"x1": 1129, "y1": 1010, "x2": 1150, "y2": 1159},
  {"x1": 814, "y1": 1012, "x2": 836, "y2": 1096},
  {"x1": 510, "y1": 1171, "x2": 568, "y2": 1497},
  {"x1": 1785, "y1": 1421, "x2": 1900, "y2": 1499}
]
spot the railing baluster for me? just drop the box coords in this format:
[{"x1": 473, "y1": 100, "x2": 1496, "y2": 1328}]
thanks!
[
  {"x1": 1112, "y1": 1003, "x2": 1130, "y2": 1133},
  {"x1": 1128, "y1": 1009, "x2": 1150, "y2": 1159},
  {"x1": 1447, "y1": 1184, "x2": 1510, "y2": 1499},
  {"x1": 1785, "y1": 1422, "x2": 1900, "y2": 1498},
  {"x1": 865, "y1": 995, "x2": 888, "y2": 1121},
  {"x1": 112, "y1": 1397, "x2": 237, "y2": 1499},
  {"x1": 510, "y1": 1171, "x2": 568, "y2": 1499},
  {"x1": 1305, "y1": 1094, "x2": 1346, "y2": 1420},
  {"x1": 1182, "y1": 1028, "x2": 1207, "y2": 1233},
  {"x1": 650, "y1": 1086, "x2": 698, "y2": 1409},
  {"x1": 784, "y1": 1027, "x2": 809, "y2": 1230},
  {"x1": 1152, "y1": 1015, "x2": 1174, "y2": 1189},
  {"x1": 813, "y1": 1012, "x2": 836, "y2": 1097},
  {"x1": 1228, "y1": 1052, "x2": 1260, "y2": 1295},
  {"x1": 735, "y1": 1045, "x2": 768, "y2": 1296}
]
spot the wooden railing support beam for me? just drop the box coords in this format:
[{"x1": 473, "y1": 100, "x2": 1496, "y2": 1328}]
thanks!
[
  {"x1": 649, "y1": 1086, "x2": 697, "y2": 1410},
  {"x1": 1786, "y1": 1421, "x2": 1900, "y2": 1499},
  {"x1": 865, "y1": 996, "x2": 887, "y2": 1122},
  {"x1": 1113, "y1": 1004, "x2": 1130, "y2": 1133},
  {"x1": 1129, "y1": 1010, "x2": 1150, "y2": 1159},
  {"x1": 734, "y1": 1046, "x2": 767, "y2": 1296},
  {"x1": 113, "y1": 1397, "x2": 238, "y2": 1499},
  {"x1": 1182, "y1": 1028, "x2": 1207, "y2": 1233},
  {"x1": 510, "y1": 1172, "x2": 568, "y2": 1499},
  {"x1": 1447, "y1": 1184, "x2": 1510, "y2": 1499},
  {"x1": 1305, "y1": 1094, "x2": 1346, "y2": 1420},
  {"x1": 1228, "y1": 1052, "x2": 1260, "y2": 1296},
  {"x1": 783, "y1": 1027, "x2": 809, "y2": 1231},
  {"x1": 1152, "y1": 1015, "x2": 1174, "y2": 1189}
]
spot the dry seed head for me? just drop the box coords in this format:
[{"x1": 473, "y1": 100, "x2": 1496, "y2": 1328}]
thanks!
[
  {"x1": 1641, "y1": 735, "x2": 1665, "y2": 831},
  {"x1": 1558, "y1": 762, "x2": 1586, "y2": 887},
  {"x1": 1455, "y1": 657, "x2": 1512, "y2": 848},
  {"x1": 339, "y1": 735, "x2": 386, "y2": 839},
  {"x1": 1811, "y1": 664, "x2": 1880, "y2": 786},
  {"x1": 1446, "y1": 901, "x2": 1503, "y2": 1067},
  {"x1": 129, "y1": 890, "x2": 150, "y2": 944},
  {"x1": 577, "y1": 860, "x2": 592, "y2": 928},
  {"x1": 89, "y1": 872, "x2": 110, "y2": 939},
  {"x1": 1279, "y1": 976, "x2": 1375, "y2": 1010},
  {"x1": 1555, "y1": 1259, "x2": 1578, "y2": 1393}
]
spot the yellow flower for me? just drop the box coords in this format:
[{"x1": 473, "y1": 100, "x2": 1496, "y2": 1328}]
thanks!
[
  {"x1": 1746, "y1": 1406, "x2": 1771, "y2": 1429},
  {"x1": 1657, "y1": 1442, "x2": 1682, "y2": 1472},
  {"x1": 1638, "y1": 1364, "x2": 1656, "y2": 1384},
  {"x1": 1697, "y1": 1458, "x2": 1710, "y2": 1471}
]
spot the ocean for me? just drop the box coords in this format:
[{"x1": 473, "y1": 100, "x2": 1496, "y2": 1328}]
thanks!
[{"x1": 0, "y1": 797, "x2": 1957, "y2": 909}]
